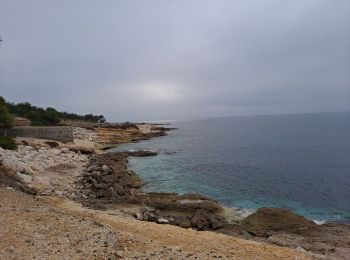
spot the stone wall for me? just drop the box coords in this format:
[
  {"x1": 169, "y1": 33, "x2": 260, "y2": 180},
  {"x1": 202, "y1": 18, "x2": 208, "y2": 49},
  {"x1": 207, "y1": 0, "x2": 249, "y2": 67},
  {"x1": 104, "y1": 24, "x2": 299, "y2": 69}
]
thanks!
[{"x1": 0, "y1": 127, "x2": 73, "y2": 142}]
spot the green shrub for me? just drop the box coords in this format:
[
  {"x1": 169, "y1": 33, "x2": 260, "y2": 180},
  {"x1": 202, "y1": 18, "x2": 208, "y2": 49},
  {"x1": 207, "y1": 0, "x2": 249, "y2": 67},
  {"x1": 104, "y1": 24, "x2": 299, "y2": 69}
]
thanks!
[{"x1": 0, "y1": 136, "x2": 17, "y2": 150}]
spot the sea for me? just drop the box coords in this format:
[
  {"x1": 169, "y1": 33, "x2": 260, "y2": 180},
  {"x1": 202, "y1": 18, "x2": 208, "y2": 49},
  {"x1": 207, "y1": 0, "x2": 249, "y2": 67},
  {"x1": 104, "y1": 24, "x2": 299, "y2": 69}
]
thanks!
[{"x1": 110, "y1": 112, "x2": 350, "y2": 223}]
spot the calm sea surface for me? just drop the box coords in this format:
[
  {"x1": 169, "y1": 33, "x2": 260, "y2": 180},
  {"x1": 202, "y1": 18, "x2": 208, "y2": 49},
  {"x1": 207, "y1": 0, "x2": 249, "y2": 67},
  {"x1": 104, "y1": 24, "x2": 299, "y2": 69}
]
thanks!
[{"x1": 110, "y1": 113, "x2": 350, "y2": 222}]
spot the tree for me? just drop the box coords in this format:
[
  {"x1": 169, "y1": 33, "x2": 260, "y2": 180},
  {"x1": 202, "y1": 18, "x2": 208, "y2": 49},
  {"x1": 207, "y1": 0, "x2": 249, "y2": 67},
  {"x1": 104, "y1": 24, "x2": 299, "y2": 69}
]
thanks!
[{"x1": 0, "y1": 96, "x2": 14, "y2": 128}]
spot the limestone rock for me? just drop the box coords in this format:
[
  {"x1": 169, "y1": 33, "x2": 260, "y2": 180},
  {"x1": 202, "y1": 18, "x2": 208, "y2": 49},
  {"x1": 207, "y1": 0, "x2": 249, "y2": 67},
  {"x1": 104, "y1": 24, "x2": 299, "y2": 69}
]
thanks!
[
  {"x1": 16, "y1": 172, "x2": 33, "y2": 184},
  {"x1": 156, "y1": 218, "x2": 169, "y2": 224}
]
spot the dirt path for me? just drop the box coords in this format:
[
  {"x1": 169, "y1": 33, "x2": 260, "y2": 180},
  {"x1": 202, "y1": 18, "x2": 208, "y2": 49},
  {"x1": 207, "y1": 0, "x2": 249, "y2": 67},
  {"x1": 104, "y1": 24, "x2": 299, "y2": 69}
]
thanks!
[{"x1": 0, "y1": 188, "x2": 312, "y2": 259}]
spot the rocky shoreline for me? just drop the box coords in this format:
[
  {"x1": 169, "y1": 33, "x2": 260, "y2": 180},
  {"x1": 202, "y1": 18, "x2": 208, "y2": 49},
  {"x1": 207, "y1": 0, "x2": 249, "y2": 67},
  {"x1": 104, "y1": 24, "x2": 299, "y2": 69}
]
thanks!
[
  {"x1": 1, "y1": 123, "x2": 349, "y2": 259},
  {"x1": 73, "y1": 150, "x2": 350, "y2": 259}
]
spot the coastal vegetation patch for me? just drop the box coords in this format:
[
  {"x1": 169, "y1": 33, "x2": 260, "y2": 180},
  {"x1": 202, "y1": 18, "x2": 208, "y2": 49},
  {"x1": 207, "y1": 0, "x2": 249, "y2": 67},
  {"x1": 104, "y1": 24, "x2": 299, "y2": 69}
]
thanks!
[{"x1": 0, "y1": 136, "x2": 17, "y2": 150}]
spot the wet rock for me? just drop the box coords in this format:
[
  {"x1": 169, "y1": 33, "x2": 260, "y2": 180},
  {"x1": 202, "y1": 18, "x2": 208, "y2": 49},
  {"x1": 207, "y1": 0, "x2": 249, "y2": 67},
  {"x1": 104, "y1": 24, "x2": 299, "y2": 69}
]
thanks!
[{"x1": 127, "y1": 150, "x2": 158, "y2": 157}]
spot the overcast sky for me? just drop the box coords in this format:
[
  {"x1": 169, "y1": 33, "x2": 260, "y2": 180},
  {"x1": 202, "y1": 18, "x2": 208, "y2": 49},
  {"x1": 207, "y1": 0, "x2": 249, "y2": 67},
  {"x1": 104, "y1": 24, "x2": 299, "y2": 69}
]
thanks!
[{"x1": 0, "y1": 0, "x2": 349, "y2": 121}]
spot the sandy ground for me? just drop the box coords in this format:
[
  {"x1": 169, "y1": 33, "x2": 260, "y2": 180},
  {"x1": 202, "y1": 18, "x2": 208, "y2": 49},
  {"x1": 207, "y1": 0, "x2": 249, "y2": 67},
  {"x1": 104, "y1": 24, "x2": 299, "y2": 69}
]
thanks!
[{"x1": 0, "y1": 188, "x2": 312, "y2": 260}]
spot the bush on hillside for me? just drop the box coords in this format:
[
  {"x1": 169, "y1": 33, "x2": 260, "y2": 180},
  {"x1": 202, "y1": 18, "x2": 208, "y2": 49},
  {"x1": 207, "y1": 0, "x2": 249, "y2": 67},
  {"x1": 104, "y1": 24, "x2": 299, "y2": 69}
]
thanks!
[
  {"x1": 0, "y1": 136, "x2": 17, "y2": 150},
  {"x1": 3, "y1": 96, "x2": 106, "y2": 125}
]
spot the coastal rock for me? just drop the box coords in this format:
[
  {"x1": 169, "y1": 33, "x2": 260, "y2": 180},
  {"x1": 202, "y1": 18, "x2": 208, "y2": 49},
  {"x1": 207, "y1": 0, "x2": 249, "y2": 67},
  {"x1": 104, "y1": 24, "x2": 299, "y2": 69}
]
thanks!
[
  {"x1": 75, "y1": 152, "x2": 229, "y2": 231},
  {"x1": 240, "y1": 208, "x2": 316, "y2": 237}
]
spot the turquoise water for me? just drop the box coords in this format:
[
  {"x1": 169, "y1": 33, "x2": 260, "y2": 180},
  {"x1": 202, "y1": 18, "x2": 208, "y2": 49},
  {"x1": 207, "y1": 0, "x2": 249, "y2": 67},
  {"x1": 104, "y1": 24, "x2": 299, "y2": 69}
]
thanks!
[{"x1": 110, "y1": 113, "x2": 350, "y2": 222}]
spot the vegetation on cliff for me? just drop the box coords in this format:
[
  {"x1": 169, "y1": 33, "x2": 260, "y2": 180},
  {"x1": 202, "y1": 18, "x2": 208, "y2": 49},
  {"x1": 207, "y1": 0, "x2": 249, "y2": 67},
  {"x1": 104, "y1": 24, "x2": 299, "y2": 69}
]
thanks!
[{"x1": 0, "y1": 96, "x2": 105, "y2": 126}]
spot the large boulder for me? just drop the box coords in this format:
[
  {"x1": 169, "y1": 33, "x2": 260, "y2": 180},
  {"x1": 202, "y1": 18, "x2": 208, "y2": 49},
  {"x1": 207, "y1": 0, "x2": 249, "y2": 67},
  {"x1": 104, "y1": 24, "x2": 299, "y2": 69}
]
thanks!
[{"x1": 240, "y1": 208, "x2": 315, "y2": 237}]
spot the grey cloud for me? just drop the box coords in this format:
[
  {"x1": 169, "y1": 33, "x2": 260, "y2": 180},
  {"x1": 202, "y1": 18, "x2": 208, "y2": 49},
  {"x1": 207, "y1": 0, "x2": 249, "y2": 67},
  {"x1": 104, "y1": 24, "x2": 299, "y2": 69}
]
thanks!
[{"x1": 0, "y1": 0, "x2": 349, "y2": 121}]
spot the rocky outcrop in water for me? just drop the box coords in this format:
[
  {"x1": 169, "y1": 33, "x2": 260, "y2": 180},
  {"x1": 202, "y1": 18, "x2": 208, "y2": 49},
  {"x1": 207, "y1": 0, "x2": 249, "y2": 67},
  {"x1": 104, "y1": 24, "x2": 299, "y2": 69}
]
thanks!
[
  {"x1": 240, "y1": 207, "x2": 316, "y2": 237},
  {"x1": 75, "y1": 152, "x2": 228, "y2": 230}
]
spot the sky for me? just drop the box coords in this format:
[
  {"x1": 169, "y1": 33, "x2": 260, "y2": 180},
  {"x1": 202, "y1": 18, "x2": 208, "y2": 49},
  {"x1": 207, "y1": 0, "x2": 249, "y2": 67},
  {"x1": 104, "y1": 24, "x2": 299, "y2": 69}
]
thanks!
[{"x1": 0, "y1": 0, "x2": 349, "y2": 121}]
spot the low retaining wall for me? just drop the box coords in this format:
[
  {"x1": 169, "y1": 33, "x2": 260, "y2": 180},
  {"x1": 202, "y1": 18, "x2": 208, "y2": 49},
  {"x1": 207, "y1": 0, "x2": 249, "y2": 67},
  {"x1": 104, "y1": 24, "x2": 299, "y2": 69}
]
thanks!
[{"x1": 0, "y1": 127, "x2": 73, "y2": 142}]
